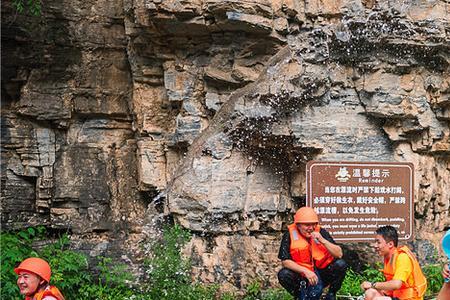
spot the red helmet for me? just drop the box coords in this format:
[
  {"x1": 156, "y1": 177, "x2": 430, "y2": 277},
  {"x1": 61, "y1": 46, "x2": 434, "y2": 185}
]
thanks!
[
  {"x1": 294, "y1": 207, "x2": 319, "y2": 223},
  {"x1": 14, "y1": 257, "x2": 51, "y2": 282}
]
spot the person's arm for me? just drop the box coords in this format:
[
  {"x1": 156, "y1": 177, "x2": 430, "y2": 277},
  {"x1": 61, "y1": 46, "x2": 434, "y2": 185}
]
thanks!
[
  {"x1": 443, "y1": 263, "x2": 450, "y2": 279},
  {"x1": 362, "y1": 252, "x2": 411, "y2": 292},
  {"x1": 281, "y1": 259, "x2": 320, "y2": 285},
  {"x1": 438, "y1": 264, "x2": 450, "y2": 300},
  {"x1": 311, "y1": 229, "x2": 343, "y2": 258},
  {"x1": 361, "y1": 280, "x2": 402, "y2": 291},
  {"x1": 437, "y1": 282, "x2": 450, "y2": 300}
]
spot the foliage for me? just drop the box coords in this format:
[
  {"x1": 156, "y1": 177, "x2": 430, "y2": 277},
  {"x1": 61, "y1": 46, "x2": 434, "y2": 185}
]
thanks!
[
  {"x1": 243, "y1": 281, "x2": 261, "y2": 300},
  {"x1": 141, "y1": 224, "x2": 293, "y2": 300},
  {"x1": 78, "y1": 257, "x2": 136, "y2": 300},
  {"x1": 259, "y1": 288, "x2": 293, "y2": 300},
  {"x1": 0, "y1": 226, "x2": 43, "y2": 299},
  {"x1": 338, "y1": 262, "x2": 445, "y2": 298},
  {"x1": 38, "y1": 234, "x2": 92, "y2": 296},
  {"x1": 338, "y1": 263, "x2": 384, "y2": 297},
  {"x1": 422, "y1": 264, "x2": 445, "y2": 296},
  {"x1": 0, "y1": 227, "x2": 134, "y2": 300},
  {"x1": 12, "y1": 0, "x2": 41, "y2": 16},
  {"x1": 1, "y1": 225, "x2": 293, "y2": 300},
  {"x1": 142, "y1": 224, "x2": 218, "y2": 299},
  {"x1": 242, "y1": 281, "x2": 292, "y2": 300},
  {"x1": 7, "y1": 225, "x2": 445, "y2": 300}
]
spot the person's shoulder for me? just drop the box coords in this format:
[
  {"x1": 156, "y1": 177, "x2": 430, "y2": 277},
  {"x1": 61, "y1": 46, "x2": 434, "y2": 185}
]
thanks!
[
  {"x1": 397, "y1": 251, "x2": 409, "y2": 259},
  {"x1": 319, "y1": 227, "x2": 335, "y2": 242},
  {"x1": 396, "y1": 251, "x2": 413, "y2": 266},
  {"x1": 397, "y1": 247, "x2": 414, "y2": 258},
  {"x1": 281, "y1": 231, "x2": 290, "y2": 240},
  {"x1": 319, "y1": 227, "x2": 329, "y2": 234}
]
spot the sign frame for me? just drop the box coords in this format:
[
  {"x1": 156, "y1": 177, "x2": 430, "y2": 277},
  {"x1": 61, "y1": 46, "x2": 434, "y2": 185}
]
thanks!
[{"x1": 306, "y1": 161, "x2": 414, "y2": 242}]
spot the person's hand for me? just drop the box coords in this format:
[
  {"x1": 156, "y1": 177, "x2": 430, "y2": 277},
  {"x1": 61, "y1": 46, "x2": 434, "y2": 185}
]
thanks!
[
  {"x1": 361, "y1": 281, "x2": 372, "y2": 290},
  {"x1": 311, "y1": 231, "x2": 324, "y2": 244},
  {"x1": 443, "y1": 263, "x2": 450, "y2": 279},
  {"x1": 303, "y1": 269, "x2": 319, "y2": 286}
]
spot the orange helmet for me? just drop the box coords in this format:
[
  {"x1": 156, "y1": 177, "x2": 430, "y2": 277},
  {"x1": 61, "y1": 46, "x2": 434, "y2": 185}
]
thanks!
[
  {"x1": 294, "y1": 207, "x2": 319, "y2": 223},
  {"x1": 14, "y1": 257, "x2": 51, "y2": 283}
]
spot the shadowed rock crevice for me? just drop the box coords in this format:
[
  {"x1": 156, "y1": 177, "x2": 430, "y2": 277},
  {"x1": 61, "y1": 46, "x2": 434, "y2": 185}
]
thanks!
[{"x1": 1, "y1": 0, "x2": 449, "y2": 291}]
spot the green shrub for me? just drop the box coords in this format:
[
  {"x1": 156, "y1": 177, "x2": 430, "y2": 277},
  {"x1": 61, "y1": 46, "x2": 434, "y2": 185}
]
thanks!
[
  {"x1": 12, "y1": 0, "x2": 41, "y2": 15},
  {"x1": 13, "y1": 225, "x2": 448, "y2": 300},
  {"x1": 259, "y1": 288, "x2": 293, "y2": 300},
  {"x1": 78, "y1": 257, "x2": 136, "y2": 300},
  {"x1": 243, "y1": 281, "x2": 261, "y2": 300},
  {"x1": 338, "y1": 262, "x2": 446, "y2": 298},
  {"x1": 38, "y1": 233, "x2": 92, "y2": 297},
  {"x1": 422, "y1": 263, "x2": 445, "y2": 296},
  {"x1": 142, "y1": 224, "x2": 218, "y2": 300},
  {"x1": 0, "y1": 227, "x2": 43, "y2": 299},
  {"x1": 220, "y1": 292, "x2": 237, "y2": 300},
  {"x1": 0, "y1": 227, "x2": 135, "y2": 300},
  {"x1": 338, "y1": 263, "x2": 384, "y2": 297}
]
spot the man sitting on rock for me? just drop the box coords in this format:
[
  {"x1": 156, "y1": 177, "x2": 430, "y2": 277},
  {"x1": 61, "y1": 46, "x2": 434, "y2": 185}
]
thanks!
[
  {"x1": 277, "y1": 206, "x2": 348, "y2": 300},
  {"x1": 361, "y1": 225, "x2": 427, "y2": 300}
]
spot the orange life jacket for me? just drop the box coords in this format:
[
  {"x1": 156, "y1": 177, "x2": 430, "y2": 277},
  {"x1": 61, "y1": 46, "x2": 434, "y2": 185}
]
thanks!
[
  {"x1": 25, "y1": 285, "x2": 65, "y2": 300},
  {"x1": 383, "y1": 246, "x2": 427, "y2": 300},
  {"x1": 288, "y1": 223, "x2": 334, "y2": 271}
]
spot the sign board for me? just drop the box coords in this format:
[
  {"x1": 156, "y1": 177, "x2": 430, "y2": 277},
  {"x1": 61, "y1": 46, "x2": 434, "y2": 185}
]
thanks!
[{"x1": 306, "y1": 161, "x2": 414, "y2": 242}]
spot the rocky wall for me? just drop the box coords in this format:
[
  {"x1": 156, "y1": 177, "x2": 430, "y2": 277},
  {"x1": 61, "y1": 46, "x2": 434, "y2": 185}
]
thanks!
[{"x1": 1, "y1": 0, "x2": 449, "y2": 290}]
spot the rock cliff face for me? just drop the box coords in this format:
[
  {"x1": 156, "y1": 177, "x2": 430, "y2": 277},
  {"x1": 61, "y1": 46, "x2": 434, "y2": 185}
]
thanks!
[{"x1": 1, "y1": 0, "x2": 449, "y2": 290}]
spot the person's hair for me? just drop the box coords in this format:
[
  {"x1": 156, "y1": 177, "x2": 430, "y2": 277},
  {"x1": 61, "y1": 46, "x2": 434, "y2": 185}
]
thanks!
[{"x1": 376, "y1": 225, "x2": 398, "y2": 247}]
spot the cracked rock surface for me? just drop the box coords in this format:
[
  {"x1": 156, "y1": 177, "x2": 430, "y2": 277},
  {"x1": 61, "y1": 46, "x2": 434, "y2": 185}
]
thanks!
[{"x1": 2, "y1": 0, "x2": 449, "y2": 289}]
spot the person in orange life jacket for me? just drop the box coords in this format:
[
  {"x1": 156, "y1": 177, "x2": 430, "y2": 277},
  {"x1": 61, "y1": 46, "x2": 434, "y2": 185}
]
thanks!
[
  {"x1": 361, "y1": 226, "x2": 427, "y2": 300},
  {"x1": 277, "y1": 207, "x2": 348, "y2": 300},
  {"x1": 437, "y1": 263, "x2": 449, "y2": 300},
  {"x1": 15, "y1": 257, "x2": 65, "y2": 300}
]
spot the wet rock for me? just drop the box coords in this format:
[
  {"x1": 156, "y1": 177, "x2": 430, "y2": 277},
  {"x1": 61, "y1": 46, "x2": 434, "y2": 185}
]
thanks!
[{"x1": 1, "y1": 0, "x2": 449, "y2": 291}]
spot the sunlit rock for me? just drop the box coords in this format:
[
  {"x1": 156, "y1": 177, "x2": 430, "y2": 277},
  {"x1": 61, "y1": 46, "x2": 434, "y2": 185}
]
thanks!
[{"x1": 1, "y1": 0, "x2": 449, "y2": 291}]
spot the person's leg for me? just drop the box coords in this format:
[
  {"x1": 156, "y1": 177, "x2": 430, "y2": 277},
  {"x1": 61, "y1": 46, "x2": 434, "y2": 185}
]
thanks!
[
  {"x1": 277, "y1": 268, "x2": 324, "y2": 300},
  {"x1": 364, "y1": 288, "x2": 390, "y2": 300},
  {"x1": 303, "y1": 271, "x2": 324, "y2": 300},
  {"x1": 318, "y1": 259, "x2": 348, "y2": 300},
  {"x1": 277, "y1": 268, "x2": 302, "y2": 297}
]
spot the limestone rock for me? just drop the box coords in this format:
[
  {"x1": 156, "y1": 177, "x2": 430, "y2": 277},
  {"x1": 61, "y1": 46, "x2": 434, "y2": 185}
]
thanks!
[{"x1": 1, "y1": 0, "x2": 449, "y2": 291}]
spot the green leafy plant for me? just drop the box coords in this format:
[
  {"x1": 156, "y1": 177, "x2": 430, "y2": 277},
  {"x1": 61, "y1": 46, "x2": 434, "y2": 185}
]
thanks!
[
  {"x1": 259, "y1": 288, "x2": 293, "y2": 300},
  {"x1": 12, "y1": 0, "x2": 41, "y2": 16},
  {"x1": 0, "y1": 226, "x2": 46, "y2": 299},
  {"x1": 142, "y1": 224, "x2": 218, "y2": 300},
  {"x1": 0, "y1": 227, "x2": 136, "y2": 300},
  {"x1": 361, "y1": 262, "x2": 385, "y2": 283},
  {"x1": 39, "y1": 233, "x2": 92, "y2": 296},
  {"x1": 338, "y1": 263, "x2": 384, "y2": 297},
  {"x1": 337, "y1": 262, "x2": 447, "y2": 298},
  {"x1": 78, "y1": 257, "x2": 136, "y2": 300},
  {"x1": 220, "y1": 292, "x2": 237, "y2": 300},
  {"x1": 243, "y1": 281, "x2": 262, "y2": 300},
  {"x1": 338, "y1": 268, "x2": 365, "y2": 297},
  {"x1": 14, "y1": 225, "x2": 447, "y2": 300},
  {"x1": 422, "y1": 263, "x2": 445, "y2": 296}
]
